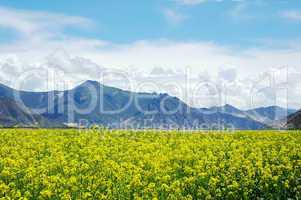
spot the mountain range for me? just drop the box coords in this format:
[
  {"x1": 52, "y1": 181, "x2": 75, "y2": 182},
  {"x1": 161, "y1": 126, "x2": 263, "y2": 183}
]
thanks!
[{"x1": 0, "y1": 81, "x2": 297, "y2": 129}]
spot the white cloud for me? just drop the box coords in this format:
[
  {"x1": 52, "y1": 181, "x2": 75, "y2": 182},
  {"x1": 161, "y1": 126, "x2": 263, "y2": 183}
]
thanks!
[
  {"x1": 218, "y1": 67, "x2": 237, "y2": 82},
  {"x1": 229, "y1": 2, "x2": 247, "y2": 18},
  {"x1": 281, "y1": 10, "x2": 301, "y2": 21},
  {"x1": 0, "y1": 6, "x2": 300, "y2": 109},
  {"x1": 0, "y1": 42, "x2": 300, "y2": 109},
  {"x1": 163, "y1": 9, "x2": 187, "y2": 24},
  {"x1": 174, "y1": 0, "x2": 207, "y2": 6},
  {"x1": 228, "y1": 0, "x2": 259, "y2": 21},
  {"x1": 0, "y1": 6, "x2": 93, "y2": 38},
  {"x1": 173, "y1": 0, "x2": 245, "y2": 6}
]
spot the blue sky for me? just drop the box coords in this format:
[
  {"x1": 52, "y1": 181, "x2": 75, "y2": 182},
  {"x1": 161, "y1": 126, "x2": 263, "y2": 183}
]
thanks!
[
  {"x1": 0, "y1": 0, "x2": 300, "y2": 109},
  {"x1": 0, "y1": 0, "x2": 300, "y2": 46}
]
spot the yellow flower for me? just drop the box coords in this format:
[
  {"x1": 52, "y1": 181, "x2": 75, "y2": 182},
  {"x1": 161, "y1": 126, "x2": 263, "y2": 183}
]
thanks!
[{"x1": 40, "y1": 189, "x2": 53, "y2": 198}]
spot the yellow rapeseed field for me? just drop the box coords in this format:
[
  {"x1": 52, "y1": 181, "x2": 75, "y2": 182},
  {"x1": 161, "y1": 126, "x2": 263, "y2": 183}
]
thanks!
[{"x1": 0, "y1": 129, "x2": 300, "y2": 199}]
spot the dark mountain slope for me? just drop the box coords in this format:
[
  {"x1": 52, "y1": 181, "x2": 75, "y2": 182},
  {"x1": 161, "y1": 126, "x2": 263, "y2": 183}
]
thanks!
[
  {"x1": 286, "y1": 110, "x2": 301, "y2": 129},
  {"x1": 0, "y1": 97, "x2": 39, "y2": 127}
]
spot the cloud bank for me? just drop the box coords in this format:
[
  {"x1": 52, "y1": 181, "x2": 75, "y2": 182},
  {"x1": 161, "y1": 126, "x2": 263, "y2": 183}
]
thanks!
[{"x1": 0, "y1": 6, "x2": 300, "y2": 109}]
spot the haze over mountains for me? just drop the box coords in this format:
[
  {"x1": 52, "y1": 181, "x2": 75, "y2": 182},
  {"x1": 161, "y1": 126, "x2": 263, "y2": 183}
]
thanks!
[{"x1": 0, "y1": 81, "x2": 297, "y2": 129}]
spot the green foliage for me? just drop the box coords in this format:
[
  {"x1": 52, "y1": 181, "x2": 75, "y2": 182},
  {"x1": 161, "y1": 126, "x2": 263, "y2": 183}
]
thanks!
[{"x1": 0, "y1": 129, "x2": 300, "y2": 199}]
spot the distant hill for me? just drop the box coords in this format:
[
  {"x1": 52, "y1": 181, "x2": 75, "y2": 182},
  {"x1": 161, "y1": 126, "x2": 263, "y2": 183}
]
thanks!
[
  {"x1": 0, "y1": 97, "x2": 36, "y2": 127},
  {"x1": 286, "y1": 110, "x2": 301, "y2": 129},
  {"x1": 199, "y1": 104, "x2": 296, "y2": 128},
  {"x1": 0, "y1": 81, "x2": 295, "y2": 130},
  {"x1": 200, "y1": 104, "x2": 246, "y2": 117},
  {"x1": 0, "y1": 97, "x2": 44, "y2": 127},
  {"x1": 246, "y1": 106, "x2": 296, "y2": 125}
]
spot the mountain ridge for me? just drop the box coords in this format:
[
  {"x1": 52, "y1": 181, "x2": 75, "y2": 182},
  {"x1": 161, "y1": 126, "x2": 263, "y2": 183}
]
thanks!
[{"x1": 0, "y1": 81, "x2": 296, "y2": 129}]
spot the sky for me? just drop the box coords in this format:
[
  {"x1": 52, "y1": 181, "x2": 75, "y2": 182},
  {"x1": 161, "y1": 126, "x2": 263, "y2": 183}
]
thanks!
[{"x1": 0, "y1": 0, "x2": 300, "y2": 109}]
